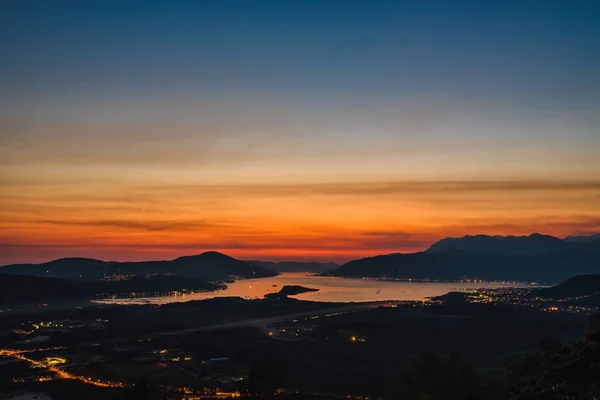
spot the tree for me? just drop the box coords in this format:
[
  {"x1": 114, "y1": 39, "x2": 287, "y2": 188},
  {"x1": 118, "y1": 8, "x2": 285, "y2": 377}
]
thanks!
[
  {"x1": 587, "y1": 308, "x2": 600, "y2": 343},
  {"x1": 405, "y1": 352, "x2": 484, "y2": 400},
  {"x1": 125, "y1": 376, "x2": 152, "y2": 400},
  {"x1": 247, "y1": 349, "x2": 285, "y2": 399},
  {"x1": 506, "y1": 311, "x2": 600, "y2": 400}
]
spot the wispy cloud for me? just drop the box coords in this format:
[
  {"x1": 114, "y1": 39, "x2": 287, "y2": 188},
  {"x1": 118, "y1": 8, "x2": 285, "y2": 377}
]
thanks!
[
  {"x1": 1, "y1": 177, "x2": 598, "y2": 264},
  {"x1": 142, "y1": 179, "x2": 600, "y2": 198},
  {"x1": 35, "y1": 219, "x2": 226, "y2": 232}
]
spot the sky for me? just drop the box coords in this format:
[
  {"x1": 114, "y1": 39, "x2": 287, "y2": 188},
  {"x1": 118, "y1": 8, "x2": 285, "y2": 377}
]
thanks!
[{"x1": 1, "y1": 0, "x2": 599, "y2": 264}]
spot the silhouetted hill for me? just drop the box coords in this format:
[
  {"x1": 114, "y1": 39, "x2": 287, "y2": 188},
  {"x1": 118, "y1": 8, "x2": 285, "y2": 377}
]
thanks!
[
  {"x1": 326, "y1": 249, "x2": 600, "y2": 283},
  {"x1": 0, "y1": 257, "x2": 110, "y2": 280},
  {"x1": 250, "y1": 260, "x2": 338, "y2": 273},
  {"x1": 534, "y1": 275, "x2": 600, "y2": 299},
  {"x1": 0, "y1": 274, "x2": 220, "y2": 305},
  {"x1": 427, "y1": 233, "x2": 600, "y2": 254},
  {"x1": 0, "y1": 251, "x2": 277, "y2": 281},
  {"x1": 564, "y1": 233, "x2": 600, "y2": 243},
  {"x1": 426, "y1": 233, "x2": 568, "y2": 254},
  {"x1": 564, "y1": 233, "x2": 600, "y2": 252}
]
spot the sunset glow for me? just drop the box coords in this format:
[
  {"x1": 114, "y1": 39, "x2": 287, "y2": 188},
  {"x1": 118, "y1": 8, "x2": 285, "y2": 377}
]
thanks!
[{"x1": 2, "y1": 177, "x2": 598, "y2": 263}]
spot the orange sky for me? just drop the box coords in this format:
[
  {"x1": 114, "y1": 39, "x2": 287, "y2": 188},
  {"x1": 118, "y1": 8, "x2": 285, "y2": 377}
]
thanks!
[
  {"x1": 2, "y1": 174, "x2": 599, "y2": 264},
  {"x1": 1, "y1": 106, "x2": 599, "y2": 265}
]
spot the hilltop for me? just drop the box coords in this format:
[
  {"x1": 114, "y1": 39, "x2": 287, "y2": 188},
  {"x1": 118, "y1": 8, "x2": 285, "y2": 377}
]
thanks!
[
  {"x1": 534, "y1": 275, "x2": 600, "y2": 299},
  {"x1": 325, "y1": 233, "x2": 600, "y2": 283},
  {"x1": 426, "y1": 233, "x2": 599, "y2": 254},
  {"x1": 0, "y1": 251, "x2": 278, "y2": 281}
]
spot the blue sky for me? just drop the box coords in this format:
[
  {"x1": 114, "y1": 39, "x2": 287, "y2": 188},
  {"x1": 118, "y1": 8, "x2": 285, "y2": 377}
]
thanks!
[{"x1": 3, "y1": 0, "x2": 599, "y2": 113}]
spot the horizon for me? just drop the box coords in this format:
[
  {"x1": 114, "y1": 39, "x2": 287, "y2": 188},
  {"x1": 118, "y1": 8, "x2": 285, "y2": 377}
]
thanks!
[
  {"x1": 2, "y1": 230, "x2": 598, "y2": 266},
  {"x1": 2, "y1": 1, "x2": 599, "y2": 264}
]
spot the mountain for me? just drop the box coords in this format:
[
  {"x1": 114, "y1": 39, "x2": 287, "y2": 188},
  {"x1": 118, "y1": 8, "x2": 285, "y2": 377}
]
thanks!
[
  {"x1": 564, "y1": 233, "x2": 600, "y2": 243},
  {"x1": 563, "y1": 233, "x2": 600, "y2": 252},
  {"x1": 426, "y1": 233, "x2": 569, "y2": 254},
  {"x1": 249, "y1": 260, "x2": 339, "y2": 273},
  {"x1": 325, "y1": 249, "x2": 600, "y2": 283},
  {"x1": 427, "y1": 233, "x2": 600, "y2": 254},
  {"x1": 0, "y1": 251, "x2": 277, "y2": 281},
  {"x1": 534, "y1": 275, "x2": 600, "y2": 299},
  {"x1": 0, "y1": 257, "x2": 111, "y2": 280},
  {"x1": 0, "y1": 273, "x2": 220, "y2": 305}
]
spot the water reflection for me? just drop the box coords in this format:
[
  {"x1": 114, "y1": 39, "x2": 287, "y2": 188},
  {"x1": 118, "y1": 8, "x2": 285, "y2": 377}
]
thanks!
[{"x1": 94, "y1": 273, "x2": 535, "y2": 305}]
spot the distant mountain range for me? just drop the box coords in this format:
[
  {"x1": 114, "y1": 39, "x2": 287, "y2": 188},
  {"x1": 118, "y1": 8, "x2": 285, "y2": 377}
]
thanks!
[
  {"x1": 564, "y1": 233, "x2": 600, "y2": 244},
  {"x1": 326, "y1": 233, "x2": 600, "y2": 283},
  {"x1": 249, "y1": 260, "x2": 339, "y2": 273},
  {"x1": 0, "y1": 251, "x2": 277, "y2": 281},
  {"x1": 427, "y1": 233, "x2": 599, "y2": 254},
  {"x1": 3, "y1": 233, "x2": 599, "y2": 287}
]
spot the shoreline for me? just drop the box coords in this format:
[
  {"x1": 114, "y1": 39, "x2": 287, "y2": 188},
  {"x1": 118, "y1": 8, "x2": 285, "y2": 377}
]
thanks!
[{"x1": 0, "y1": 273, "x2": 546, "y2": 314}]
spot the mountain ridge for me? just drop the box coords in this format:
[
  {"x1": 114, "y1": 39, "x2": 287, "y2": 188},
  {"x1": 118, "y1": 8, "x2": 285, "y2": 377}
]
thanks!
[
  {"x1": 0, "y1": 251, "x2": 277, "y2": 281},
  {"x1": 426, "y1": 233, "x2": 599, "y2": 254},
  {"x1": 325, "y1": 248, "x2": 600, "y2": 284}
]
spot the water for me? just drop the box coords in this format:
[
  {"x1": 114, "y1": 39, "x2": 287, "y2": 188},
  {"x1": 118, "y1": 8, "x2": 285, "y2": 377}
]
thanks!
[{"x1": 94, "y1": 273, "x2": 534, "y2": 305}]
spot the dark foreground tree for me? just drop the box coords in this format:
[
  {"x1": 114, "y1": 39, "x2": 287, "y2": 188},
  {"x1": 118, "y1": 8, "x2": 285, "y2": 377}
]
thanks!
[
  {"x1": 588, "y1": 308, "x2": 600, "y2": 343},
  {"x1": 405, "y1": 352, "x2": 485, "y2": 400},
  {"x1": 125, "y1": 376, "x2": 154, "y2": 400},
  {"x1": 247, "y1": 349, "x2": 285, "y2": 399},
  {"x1": 506, "y1": 309, "x2": 600, "y2": 400}
]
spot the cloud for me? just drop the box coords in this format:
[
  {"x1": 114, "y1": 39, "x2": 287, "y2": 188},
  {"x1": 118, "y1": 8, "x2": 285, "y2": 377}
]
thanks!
[
  {"x1": 142, "y1": 179, "x2": 600, "y2": 198},
  {"x1": 35, "y1": 218, "x2": 225, "y2": 232}
]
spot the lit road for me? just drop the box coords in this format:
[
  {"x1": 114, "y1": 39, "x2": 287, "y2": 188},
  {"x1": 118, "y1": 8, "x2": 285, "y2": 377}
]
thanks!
[
  {"x1": 0, "y1": 347, "x2": 126, "y2": 388},
  {"x1": 1, "y1": 347, "x2": 239, "y2": 397},
  {"x1": 2, "y1": 345, "x2": 240, "y2": 397}
]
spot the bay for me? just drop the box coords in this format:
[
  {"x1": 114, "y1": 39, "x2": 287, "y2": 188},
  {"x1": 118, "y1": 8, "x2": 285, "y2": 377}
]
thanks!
[{"x1": 95, "y1": 273, "x2": 535, "y2": 305}]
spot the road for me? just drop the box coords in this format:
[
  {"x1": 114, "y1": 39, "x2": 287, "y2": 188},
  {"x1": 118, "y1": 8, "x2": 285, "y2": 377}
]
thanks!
[
  {"x1": 152, "y1": 301, "x2": 398, "y2": 338},
  {"x1": 0, "y1": 347, "x2": 126, "y2": 388}
]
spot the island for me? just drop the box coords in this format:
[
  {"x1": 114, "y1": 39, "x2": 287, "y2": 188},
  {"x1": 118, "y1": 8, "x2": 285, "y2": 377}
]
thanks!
[{"x1": 264, "y1": 285, "x2": 319, "y2": 299}]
